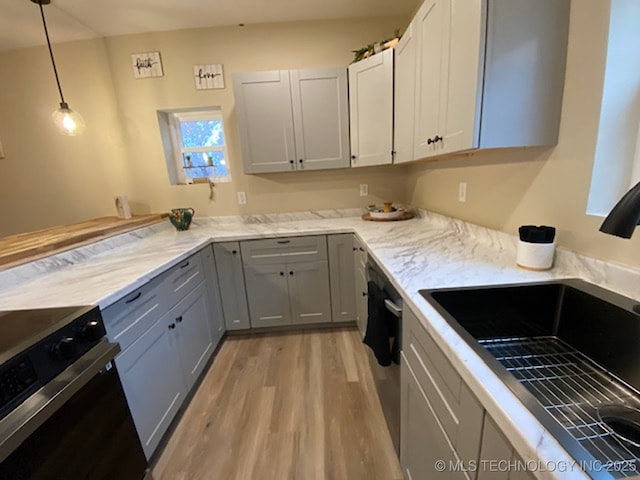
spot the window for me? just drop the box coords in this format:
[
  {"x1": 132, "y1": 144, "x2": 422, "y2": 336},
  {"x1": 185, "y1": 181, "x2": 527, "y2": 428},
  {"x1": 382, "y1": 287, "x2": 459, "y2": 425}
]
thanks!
[
  {"x1": 586, "y1": 0, "x2": 640, "y2": 216},
  {"x1": 157, "y1": 107, "x2": 231, "y2": 185}
]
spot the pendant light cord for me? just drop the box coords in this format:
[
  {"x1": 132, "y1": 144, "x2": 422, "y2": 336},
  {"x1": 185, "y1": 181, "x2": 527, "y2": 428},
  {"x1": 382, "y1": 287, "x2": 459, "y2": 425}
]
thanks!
[{"x1": 38, "y1": 0, "x2": 66, "y2": 106}]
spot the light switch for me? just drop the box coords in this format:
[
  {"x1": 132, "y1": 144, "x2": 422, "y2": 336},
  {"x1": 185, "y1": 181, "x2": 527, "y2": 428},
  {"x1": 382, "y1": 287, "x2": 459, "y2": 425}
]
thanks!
[{"x1": 237, "y1": 192, "x2": 247, "y2": 205}]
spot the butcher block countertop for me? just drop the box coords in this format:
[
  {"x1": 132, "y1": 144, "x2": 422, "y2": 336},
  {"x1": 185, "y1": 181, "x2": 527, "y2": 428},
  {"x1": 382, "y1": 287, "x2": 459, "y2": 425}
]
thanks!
[{"x1": 0, "y1": 214, "x2": 169, "y2": 271}]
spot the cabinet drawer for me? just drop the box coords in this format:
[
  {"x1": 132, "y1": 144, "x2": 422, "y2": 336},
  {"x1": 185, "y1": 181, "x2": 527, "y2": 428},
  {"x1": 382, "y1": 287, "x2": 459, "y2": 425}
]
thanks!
[
  {"x1": 241, "y1": 236, "x2": 327, "y2": 265},
  {"x1": 102, "y1": 276, "x2": 168, "y2": 352},
  {"x1": 163, "y1": 252, "x2": 205, "y2": 307},
  {"x1": 404, "y1": 306, "x2": 484, "y2": 463}
]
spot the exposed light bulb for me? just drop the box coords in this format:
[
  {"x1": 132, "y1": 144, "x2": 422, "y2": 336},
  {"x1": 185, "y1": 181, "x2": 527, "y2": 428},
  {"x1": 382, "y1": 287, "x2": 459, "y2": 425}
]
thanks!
[{"x1": 51, "y1": 102, "x2": 85, "y2": 136}]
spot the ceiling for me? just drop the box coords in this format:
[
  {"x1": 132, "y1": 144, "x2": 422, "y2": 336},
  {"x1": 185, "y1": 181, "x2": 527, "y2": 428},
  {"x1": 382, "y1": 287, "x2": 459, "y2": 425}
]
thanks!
[{"x1": 0, "y1": 0, "x2": 419, "y2": 52}]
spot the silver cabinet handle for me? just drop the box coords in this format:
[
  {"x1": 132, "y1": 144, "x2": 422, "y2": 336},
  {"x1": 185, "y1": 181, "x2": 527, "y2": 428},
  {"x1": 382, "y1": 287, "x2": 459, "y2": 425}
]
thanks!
[{"x1": 384, "y1": 299, "x2": 403, "y2": 317}]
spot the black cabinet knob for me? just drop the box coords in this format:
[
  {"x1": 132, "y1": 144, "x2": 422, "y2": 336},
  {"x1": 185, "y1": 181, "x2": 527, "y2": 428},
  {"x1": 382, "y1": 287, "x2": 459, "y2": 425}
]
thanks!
[
  {"x1": 168, "y1": 323, "x2": 176, "y2": 330},
  {"x1": 289, "y1": 160, "x2": 294, "y2": 164},
  {"x1": 362, "y1": 292, "x2": 368, "y2": 297},
  {"x1": 299, "y1": 159, "x2": 303, "y2": 163},
  {"x1": 176, "y1": 316, "x2": 183, "y2": 323},
  {"x1": 232, "y1": 250, "x2": 237, "y2": 254},
  {"x1": 434, "y1": 135, "x2": 443, "y2": 143},
  {"x1": 351, "y1": 155, "x2": 356, "y2": 160},
  {"x1": 427, "y1": 137, "x2": 434, "y2": 145},
  {"x1": 289, "y1": 271, "x2": 294, "y2": 276},
  {"x1": 280, "y1": 272, "x2": 284, "y2": 276}
]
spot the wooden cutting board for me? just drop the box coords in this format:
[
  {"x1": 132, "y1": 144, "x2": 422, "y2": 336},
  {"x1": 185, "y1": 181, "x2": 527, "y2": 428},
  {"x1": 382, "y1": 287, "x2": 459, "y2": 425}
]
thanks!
[{"x1": 0, "y1": 214, "x2": 169, "y2": 271}]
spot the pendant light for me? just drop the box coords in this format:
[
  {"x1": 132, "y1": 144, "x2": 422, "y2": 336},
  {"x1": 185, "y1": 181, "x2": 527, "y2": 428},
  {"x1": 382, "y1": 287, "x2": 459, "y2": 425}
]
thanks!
[{"x1": 31, "y1": 0, "x2": 85, "y2": 136}]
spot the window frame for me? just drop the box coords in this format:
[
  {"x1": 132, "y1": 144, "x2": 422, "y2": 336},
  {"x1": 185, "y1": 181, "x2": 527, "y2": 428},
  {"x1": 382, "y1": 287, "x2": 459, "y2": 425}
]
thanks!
[{"x1": 168, "y1": 109, "x2": 231, "y2": 185}]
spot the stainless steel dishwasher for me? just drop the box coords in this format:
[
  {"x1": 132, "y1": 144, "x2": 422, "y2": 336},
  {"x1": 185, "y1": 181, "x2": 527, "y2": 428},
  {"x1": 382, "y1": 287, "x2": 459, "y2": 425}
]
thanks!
[{"x1": 365, "y1": 258, "x2": 402, "y2": 456}]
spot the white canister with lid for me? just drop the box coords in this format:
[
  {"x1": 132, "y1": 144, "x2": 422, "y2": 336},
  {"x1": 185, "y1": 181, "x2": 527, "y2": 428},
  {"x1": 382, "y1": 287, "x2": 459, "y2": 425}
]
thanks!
[{"x1": 516, "y1": 240, "x2": 555, "y2": 271}]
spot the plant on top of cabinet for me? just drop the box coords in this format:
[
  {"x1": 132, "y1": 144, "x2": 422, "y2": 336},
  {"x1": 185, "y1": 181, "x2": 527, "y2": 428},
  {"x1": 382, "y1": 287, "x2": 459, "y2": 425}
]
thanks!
[
  {"x1": 233, "y1": 68, "x2": 350, "y2": 174},
  {"x1": 395, "y1": 0, "x2": 570, "y2": 164}
]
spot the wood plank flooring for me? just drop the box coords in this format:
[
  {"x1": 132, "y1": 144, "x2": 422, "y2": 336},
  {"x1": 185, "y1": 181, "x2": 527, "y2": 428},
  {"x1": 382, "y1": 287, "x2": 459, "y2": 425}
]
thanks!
[{"x1": 152, "y1": 328, "x2": 403, "y2": 480}]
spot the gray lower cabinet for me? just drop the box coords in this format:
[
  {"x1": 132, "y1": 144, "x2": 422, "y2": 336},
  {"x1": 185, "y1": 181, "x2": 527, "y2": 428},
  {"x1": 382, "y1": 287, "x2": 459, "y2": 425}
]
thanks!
[
  {"x1": 116, "y1": 314, "x2": 186, "y2": 459},
  {"x1": 477, "y1": 416, "x2": 536, "y2": 480},
  {"x1": 244, "y1": 263, "x2": 292, "y2": 327},
  {"x1": 353, "y1": 236, "x2": 368, "y2": 337},
  {"x1": 401, "y1": 358, "x2": 468, "y2": 480},
  {"x1": 105, "y1": 248, "x2": 218, "y2": 460},
  {"x1": 200, "y1": 245, "x2": 225, "y2": 347},
  {"x1": 328, "y1": 234, "x2": 356, "y2": 323},
  {"x1": 401, "y1": 305, "x2": 485, "y2": 479},
  {"x1": 244, "y1": 261, "x2": 331, "y2": 327},
  {"x1": 213, "y1": 242, "x2": 251, "y2": 330},
  {"x1": 241, "y1": 236, "x2": 331, "y2": 328},
  {"x1": 169, "y1": 282, "x2": 214, "y2": 392},
  {"x1": 288, "y1": 261, "x2": 331, "y2": 324}
]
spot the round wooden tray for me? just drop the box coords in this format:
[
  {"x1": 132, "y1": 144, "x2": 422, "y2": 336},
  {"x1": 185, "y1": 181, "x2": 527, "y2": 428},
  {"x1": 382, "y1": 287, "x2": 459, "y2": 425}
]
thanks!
[{"x1": 362, "y1": 211, "x2": 415, "y2": 222}]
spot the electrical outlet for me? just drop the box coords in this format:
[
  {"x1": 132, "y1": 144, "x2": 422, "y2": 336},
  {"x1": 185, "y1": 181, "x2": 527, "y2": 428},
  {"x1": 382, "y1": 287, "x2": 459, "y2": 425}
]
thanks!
[
  {"x1": 0, "y1": 141, "x2": 5, "y2": 159},
  {"x1": 237, "y1": 192, "x2": 247, "y2": 205},
  {"x1": 458, "y1": 182, "x2": 467, "y2": 203},
  {"x1": 359, "y1": 184, "x2": 368, "y2": 196}
]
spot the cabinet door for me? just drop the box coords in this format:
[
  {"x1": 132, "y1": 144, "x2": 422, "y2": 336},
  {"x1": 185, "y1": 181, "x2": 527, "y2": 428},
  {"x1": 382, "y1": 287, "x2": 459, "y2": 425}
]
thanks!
[
  {"x1": 116, "y1": 314, "x2": 186, "y2": 459},
  {"x1": 394, "y1": 21, "x2": 417, "y2": 164},
  {"x1": 328, "y1": 234, "x2": 356, "y2": 322},
  {"x1": 348, "y1": 49, "x2": 394, "y2": 167},
  {"x1": 354, "y1": 258, "x2": 368, "y2": 338},
  {"x1": 171, "y1": 282, "x2": 213, "y2": 392},
  {"x1": 213, "y1": 242, "x2": 251, "y2": 330},
  {"x1": 413, "y1": 0, "x2": 449, "y2": 160},
  {"x1": 244, "y1": 263, "x2": 291, "y2": 327},
  {"x1": 401, "y1": 358, "x2": 469, "y2": 480},
  {"x1": 200, "y1": 245, "x2": 225, "y2": 348},
  {"x1": 288, "y1": 261, "x2": 331, "y2": 325},
  {"x1": 290, "y1": 68, "x2": 350, "y2": 170},
  {"x1": 440, "y1": 0, "x2": 484, "y2": 155},
  {"x1": 233, "y1": 70, "x2": 296, "y2": 173}
]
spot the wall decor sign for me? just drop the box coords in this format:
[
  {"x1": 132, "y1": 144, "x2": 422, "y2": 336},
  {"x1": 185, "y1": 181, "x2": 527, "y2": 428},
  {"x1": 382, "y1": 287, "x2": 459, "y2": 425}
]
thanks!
[
  {"x1": 193, "y1": 64, "x2": 224, "y2": 90},
  {"x1": 131, "y1": 51, "x2": 164, "y2": 78}
]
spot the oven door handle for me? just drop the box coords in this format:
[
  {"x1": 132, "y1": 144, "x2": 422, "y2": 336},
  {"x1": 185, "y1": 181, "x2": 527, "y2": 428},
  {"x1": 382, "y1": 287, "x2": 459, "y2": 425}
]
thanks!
[
  {"x1": 0, "y1": 339, "x2": 120, "y2": 463},
  {"x1": 384, "y1": 299, "x2": 403, "y2": 317}
]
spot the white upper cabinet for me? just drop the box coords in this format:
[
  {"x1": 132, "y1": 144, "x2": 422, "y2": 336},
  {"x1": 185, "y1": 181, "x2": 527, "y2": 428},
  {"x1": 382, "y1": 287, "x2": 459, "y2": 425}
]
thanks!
[
  {"x1": 409, "y1": 0, "x2": 570, "y2": 161},
  {"x1": 233, "y1": 67, "x2": 350, "y2": 174},
  {"x1": 348, "y1": 49, "x2": 394, "y2": 168},
  {"x1": 393, "y1": 21, "x2": 417, "y2": 165}
]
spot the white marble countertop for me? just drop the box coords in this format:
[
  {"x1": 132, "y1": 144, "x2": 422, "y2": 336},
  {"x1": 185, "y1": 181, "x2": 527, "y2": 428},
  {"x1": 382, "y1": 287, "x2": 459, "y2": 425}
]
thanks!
[{"x1": 1, "y1": 208, "x2": 639, "y2": 479}]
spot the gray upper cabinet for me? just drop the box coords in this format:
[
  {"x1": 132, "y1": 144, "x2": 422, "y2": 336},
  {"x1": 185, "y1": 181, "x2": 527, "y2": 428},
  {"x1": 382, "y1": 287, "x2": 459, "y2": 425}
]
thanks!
[
  {"x1": 233, "y1": 67, "x2": 350, "y2": 174},
  {"x1": 290, "y1": 68, "x2": 350, "y2": 171},
  {"x1": 328, "y1": 234, "x2": 356, "y2": 323},
  {"x1": 213, "y1": 242, "x2": 251, "y2": 330},
  {"x1": 200, "y1": 245, "x2": 225, "y2": 347}
]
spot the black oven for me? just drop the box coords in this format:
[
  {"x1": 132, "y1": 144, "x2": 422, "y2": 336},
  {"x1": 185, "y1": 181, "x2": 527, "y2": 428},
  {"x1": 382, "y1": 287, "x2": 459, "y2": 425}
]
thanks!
[{"x1": 0, "y1": 307, "x2": 148, "y2": 480}]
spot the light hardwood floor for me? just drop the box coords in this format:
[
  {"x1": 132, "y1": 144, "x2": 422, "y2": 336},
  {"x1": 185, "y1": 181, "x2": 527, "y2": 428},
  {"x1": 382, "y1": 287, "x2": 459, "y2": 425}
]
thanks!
[{"x1": 152, "y1": 328, "x2": 403, "y2": 480}]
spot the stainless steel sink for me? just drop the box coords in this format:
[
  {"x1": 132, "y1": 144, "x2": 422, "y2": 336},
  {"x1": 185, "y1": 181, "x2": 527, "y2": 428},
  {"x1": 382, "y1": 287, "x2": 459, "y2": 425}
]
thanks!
[{"x1": 420, "y1": 279, "x2": 640, "y2": 479}]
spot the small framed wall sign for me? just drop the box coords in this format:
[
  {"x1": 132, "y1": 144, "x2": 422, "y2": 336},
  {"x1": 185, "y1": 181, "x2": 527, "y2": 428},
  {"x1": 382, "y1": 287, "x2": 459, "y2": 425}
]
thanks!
[
  {"x1": 193, "y1": 64, "x2": 224, "y2": 90},
  {"x1": 131, "y1": 51, "x2": 164, "y2": 78}
]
